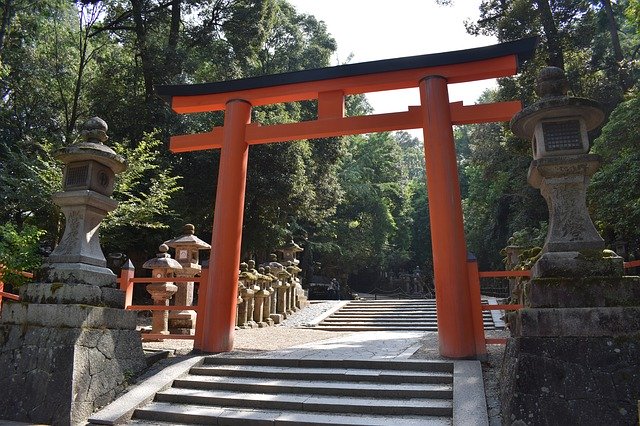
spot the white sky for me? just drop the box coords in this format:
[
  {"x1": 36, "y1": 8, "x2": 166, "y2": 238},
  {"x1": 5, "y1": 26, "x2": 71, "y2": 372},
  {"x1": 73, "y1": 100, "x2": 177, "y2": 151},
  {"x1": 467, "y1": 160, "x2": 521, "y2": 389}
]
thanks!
[{"x1": 287, "y1": 0, "x2": 498, "y2": 139}]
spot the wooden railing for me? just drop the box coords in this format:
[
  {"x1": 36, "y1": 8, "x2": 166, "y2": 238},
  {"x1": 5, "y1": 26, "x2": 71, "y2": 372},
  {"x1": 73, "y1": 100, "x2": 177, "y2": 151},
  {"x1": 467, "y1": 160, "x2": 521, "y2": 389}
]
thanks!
[
  {"x1": 624, "y1": 259, "x2": 640, "y2": 269},
  {"x1": 119, "y1": 265, "x2": 209, "y2": 348},
  {"x1": 0, "y1": 268, "x2": 32, "y2": 312},
  {"x1": 470, "y1": 257, "x2": 640, "y2": 350},
  {"x1": 467, "y1": 256, "x2": 530, "y2": 352}
]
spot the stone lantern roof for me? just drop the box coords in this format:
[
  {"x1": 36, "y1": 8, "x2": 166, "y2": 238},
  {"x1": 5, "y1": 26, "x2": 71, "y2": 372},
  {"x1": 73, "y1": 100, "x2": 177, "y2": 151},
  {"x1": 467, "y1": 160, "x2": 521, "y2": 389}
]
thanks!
[
  {"x1": 277, "y1": 239, "x2": 303, "y2": 253},
  {"x1": 164, "y1": 224, "x2": 211, "y2": 250},
  {"x1": 54, "y1": 117, "x2": 126, "y2": 174},
  {"x1": 142, "y1": 244, "x2": 182, "y2": 271},
  {"x1": 510, "y1": 67, "x2": 604, "y2": 141}
]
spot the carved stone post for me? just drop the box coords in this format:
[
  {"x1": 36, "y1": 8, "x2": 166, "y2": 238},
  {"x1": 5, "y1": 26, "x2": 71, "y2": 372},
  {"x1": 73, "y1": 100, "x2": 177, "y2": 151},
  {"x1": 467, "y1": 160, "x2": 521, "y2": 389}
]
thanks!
[
  {"x1": 264, "y1": 266, "x2": 283, "y2": 324},
  {"x1": 247, "y1": 260, "x2": 268, "y2": 327},
  {"x1": 277, "y1": 268, "x2": 292, "y2": 317},
  {"x1": 286, "y1": 261, "x2": 304, "y2": 309},
  {"x1": 237, "y1": 262, "x2": 258, "y2": 328},
  {"x1": 258, "y1": 266, "x2": 275, "y2": 326}
]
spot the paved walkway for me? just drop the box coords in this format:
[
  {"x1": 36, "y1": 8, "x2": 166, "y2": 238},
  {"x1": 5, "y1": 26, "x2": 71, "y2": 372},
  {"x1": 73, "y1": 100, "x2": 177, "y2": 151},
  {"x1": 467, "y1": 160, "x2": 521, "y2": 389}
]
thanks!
[{"x1": 239, "y1": 330, "x2": 426, "y2": 360}]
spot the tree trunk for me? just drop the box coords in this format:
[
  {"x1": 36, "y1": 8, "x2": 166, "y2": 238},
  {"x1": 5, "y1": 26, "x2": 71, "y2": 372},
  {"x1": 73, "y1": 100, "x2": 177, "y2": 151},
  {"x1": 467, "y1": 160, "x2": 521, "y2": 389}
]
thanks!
[
  {"x1": 601, "y1": 0, "x2": 629, "y2": 91},
  {"x1": 535, "y1": 0, "x2": 565, "y2": 69},
  {"x1": 164, "y1": 0, "x2": 182, "y2": 80},
  {"x1": 131, "y1": 0, "x2": 155, "y2": 104},
  {"x1": 0, "y1": 0, "x2": 13, "y2": 59}
]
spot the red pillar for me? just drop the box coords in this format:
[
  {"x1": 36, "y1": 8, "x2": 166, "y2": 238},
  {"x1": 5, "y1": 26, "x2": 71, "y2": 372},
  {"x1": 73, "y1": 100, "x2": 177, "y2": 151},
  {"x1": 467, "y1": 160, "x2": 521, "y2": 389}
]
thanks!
[
  {"x1": 201, "y1": 99, "x2": 251, "y2": 352},
  {"x1": 419, "y1": 76, "x2": 476, "y2": 358}
]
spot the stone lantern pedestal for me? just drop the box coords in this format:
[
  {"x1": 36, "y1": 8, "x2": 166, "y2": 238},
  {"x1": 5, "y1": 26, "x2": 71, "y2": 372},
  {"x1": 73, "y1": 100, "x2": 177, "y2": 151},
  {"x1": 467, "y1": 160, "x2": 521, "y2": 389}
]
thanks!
[
  {"x1": 0, "y1": 118, "x2": 146, "y2": 425},
  {"x1": 501, "y1": 68, "x2": 640, "y2": 424}
]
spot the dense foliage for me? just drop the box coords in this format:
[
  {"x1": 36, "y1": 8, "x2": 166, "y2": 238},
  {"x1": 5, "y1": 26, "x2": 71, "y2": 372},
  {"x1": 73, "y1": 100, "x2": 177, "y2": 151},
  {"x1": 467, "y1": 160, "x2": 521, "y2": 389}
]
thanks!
[{"x1": 0, "y1": 0, "x2": 638, "y2": 288}]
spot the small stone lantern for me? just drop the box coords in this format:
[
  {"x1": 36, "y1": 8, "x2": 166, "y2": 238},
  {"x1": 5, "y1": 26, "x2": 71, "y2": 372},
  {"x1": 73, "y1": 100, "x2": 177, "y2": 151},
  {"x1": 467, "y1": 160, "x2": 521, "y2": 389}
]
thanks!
[
  {"x1": 45, "y1": 117, "x2": 126, "y2": 286},
  {"x1": 164, "y1": 224, "x2": 211, "y2": 334},
  {"x1": 142, "y1": 244, "x2": 181, "y2": 336},
  {"x1": 277, "y1": 239, "x2": 304, "y2": 266},
  {"x1": 511, "y1": 67, "x2": 608, "y2": 275}
]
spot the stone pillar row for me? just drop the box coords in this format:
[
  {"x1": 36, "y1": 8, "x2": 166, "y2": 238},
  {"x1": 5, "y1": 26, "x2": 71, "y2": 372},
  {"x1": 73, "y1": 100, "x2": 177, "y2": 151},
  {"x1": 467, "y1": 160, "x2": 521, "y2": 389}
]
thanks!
[
  {"x1": 236, "y1": 256, "x2": 305, "y2": 328},
  {"x1": 142, "y1": 250, "x2": 307, "y2": 334}
]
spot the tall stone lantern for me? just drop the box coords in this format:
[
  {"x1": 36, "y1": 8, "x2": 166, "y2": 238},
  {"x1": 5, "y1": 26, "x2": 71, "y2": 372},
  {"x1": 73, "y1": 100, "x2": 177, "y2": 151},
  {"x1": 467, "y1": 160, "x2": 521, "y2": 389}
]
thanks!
[
  {"x1": 0, "y1": 117, "x2": 146, "y2": 425},
  {"x1": 142, "y1": 244, "x2": 181, "y2": 336},
  {"x1": 511, "y1": 66, "x2": 610, "y2": 276},
  {"x1": 501, "y1": 67, "x2": 639, "y2": 424},
  {"x1": 44, "y1": 117, "x2": 126, "y2": 286},
  {"x1": 164, "y1": 224, "x2": 211, "y2": 334}
]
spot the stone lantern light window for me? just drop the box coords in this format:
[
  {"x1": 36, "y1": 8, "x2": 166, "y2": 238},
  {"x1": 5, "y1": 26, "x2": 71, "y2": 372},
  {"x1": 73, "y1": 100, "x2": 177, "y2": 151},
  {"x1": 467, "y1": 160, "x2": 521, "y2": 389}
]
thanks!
[
  {"x1": 532, "y1": 117, "x2": 588, "y2": 159},
  {"x1": 63, "y1": 160, "x2": 115, "y2": 194}
]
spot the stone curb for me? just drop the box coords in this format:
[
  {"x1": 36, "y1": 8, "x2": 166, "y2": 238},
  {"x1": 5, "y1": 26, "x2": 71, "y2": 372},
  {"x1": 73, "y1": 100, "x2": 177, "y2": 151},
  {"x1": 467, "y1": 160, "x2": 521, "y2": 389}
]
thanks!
[
  {"x1": 87, "y1": 355, "x2": 204, "y2": 425},
  {"x1": 453, "y1": 360, "x2": 489, "y2": 426}
]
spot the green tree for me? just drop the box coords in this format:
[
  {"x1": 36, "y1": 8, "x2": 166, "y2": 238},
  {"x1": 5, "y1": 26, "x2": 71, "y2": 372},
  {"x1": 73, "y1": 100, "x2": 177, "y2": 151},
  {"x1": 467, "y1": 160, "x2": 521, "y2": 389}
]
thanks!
[
  {"x1": 589, "y1": 93, "x2": 640, "y2": 253},
  {"x1": 102, "y1": 132, "x2": 182, "y2": 252},
  {"x1": 0, "y1": 222, "x2": 45, "y2": 287}
]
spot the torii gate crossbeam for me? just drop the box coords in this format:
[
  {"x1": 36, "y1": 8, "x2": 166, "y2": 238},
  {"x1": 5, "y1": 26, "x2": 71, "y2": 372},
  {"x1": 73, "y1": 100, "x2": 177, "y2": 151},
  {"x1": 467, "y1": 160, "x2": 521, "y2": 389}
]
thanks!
[{"x1": 156, "y1": 37, "x2": 537, "y2": 359}]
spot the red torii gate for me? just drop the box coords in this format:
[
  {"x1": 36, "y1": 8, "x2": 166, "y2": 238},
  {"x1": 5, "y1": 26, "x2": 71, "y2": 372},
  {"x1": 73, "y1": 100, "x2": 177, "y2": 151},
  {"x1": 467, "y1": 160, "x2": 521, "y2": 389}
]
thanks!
[{"x1": 156, "y1": 37, "x2": 537, "y2": 359}]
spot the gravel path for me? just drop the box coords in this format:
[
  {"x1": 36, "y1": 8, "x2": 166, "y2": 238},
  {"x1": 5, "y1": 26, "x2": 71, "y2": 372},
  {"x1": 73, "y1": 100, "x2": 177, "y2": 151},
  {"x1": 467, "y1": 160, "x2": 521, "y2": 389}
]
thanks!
[{"x1": 142, "y1": 301, "x2": 349, "y2": 355}]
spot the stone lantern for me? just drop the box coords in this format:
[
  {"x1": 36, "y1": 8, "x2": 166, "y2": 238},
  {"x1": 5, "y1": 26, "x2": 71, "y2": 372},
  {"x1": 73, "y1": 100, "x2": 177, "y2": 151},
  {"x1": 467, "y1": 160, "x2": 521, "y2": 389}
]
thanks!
[
  {"x1": 511, "y1": 66, "x2": 610, "y2": 276},
  {"x1": 277, "y1": 239, "x2": 304, "y2": 266},
  {"x1": 164, "y1": 224, "x2": 211, "y2": 334},
  {"x1": 502, "y1": 67, "x2": 638, "y2": 424},
  {"x1": 247, "y1": 260, "x2": 270, "y2": 327},
  {"x1": 142, "y1": 244, "x2": 181, "y2": 336},
  {"x1": 237, "y1": 262, "x2": 258, "y2": 328},
  {"x1": 44, "y1": 117, "x2": 126, "y2": 286},
  {"x1": 263, "y1": 265, "x2": 282, "y2": 324},
  {"x1": 0, "y1": 117, "x2": 146, "y2": 425},
  {"x1": 262, "y1": 253, "x2": 290, "y2": 321}
]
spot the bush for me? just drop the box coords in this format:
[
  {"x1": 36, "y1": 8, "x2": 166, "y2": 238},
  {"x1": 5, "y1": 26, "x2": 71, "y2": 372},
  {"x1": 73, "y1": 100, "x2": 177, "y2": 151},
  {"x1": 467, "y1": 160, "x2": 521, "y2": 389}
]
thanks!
[{"x1": 0, "y1": 222, "x2": 44, "y2": 288}]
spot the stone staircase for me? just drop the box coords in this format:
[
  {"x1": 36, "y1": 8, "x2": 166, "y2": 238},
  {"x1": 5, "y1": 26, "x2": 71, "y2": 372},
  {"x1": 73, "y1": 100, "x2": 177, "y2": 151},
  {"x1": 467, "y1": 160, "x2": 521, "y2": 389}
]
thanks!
[
  {"x1": 312, "y1": 299, "x2": 495, "y2": 331},
  {"x1": 130, "y1": 356, "x2": 454, "y2": 425}
]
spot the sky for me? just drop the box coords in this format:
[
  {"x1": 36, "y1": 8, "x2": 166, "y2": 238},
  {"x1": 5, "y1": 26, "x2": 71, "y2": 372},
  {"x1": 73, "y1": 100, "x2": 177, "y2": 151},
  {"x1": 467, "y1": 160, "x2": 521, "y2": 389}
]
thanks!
[{"x1": 287, "y1": 0, "x2": 498, "y2": 138}]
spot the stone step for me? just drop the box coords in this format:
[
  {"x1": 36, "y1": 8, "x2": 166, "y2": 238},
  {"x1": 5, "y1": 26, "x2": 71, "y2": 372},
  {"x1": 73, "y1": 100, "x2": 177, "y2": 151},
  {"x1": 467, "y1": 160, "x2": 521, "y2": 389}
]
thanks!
[
  {"x1": 316, "y1": 299, "x2": 496, "y2": 332},
  {"x1": 340, "y1": 308, "x2": 437, "y2": 311},
  {"x1": 350, "y1": 299, "x2": 436, "y2": 305},
  {"x1": 173, "y1": 375, "x2": 453, "y2": 399},
  {"x1": 330, "y1": 312, "x2": 438, "y2": 316},
  {"x1": 190, "y1": 366, "x2": 453, "y2": 384},
  {"x1": 314, "y1": 321, "x2": 493, "y2": 331},
  {"x1": 330, "y1": 311, "x2": 491, "y2": 319},
  {"x1": 153, "y1": 388, "x2": 453, "y2": 417},
  {"x1": 130, "y1": 357, "x2": 457, "y2": 425},
  {"x1": 319, "y1": 318, "x2": 493, "y2": 323},
  {"x1": 202, "y1": 356, "x2": 453, "y2": 372},
  {"x1": 311, "y1": 326, "x2": 442, "y2": 331},
  {"x1": 133, "y1": 402, "x2": 451, "y2": 425}
]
